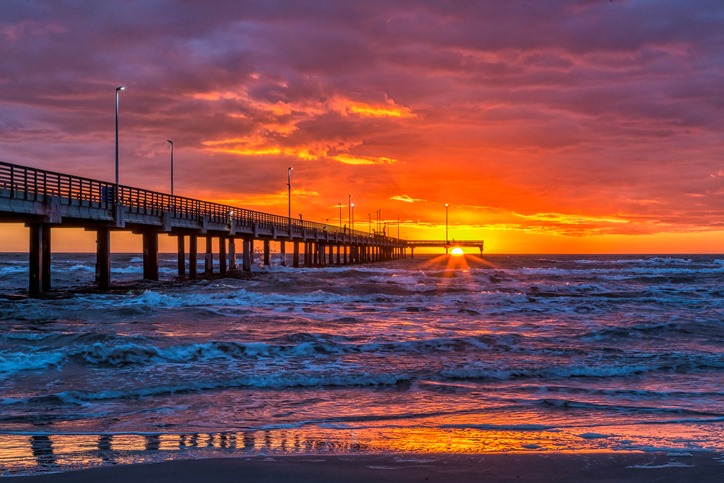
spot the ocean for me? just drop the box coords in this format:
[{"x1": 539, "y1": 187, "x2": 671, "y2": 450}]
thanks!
[{"x1": 0, "y1": 252, "x2": 722, "y2": 475}]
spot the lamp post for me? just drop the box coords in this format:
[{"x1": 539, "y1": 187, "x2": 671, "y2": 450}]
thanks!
[
  {"x1": 287, "y1": 167, "x2": 293, "y2": 222},
  {"x1": 351, "y1": 203, "x2": 355, "y2": 231},
  {"x1": 445, "y1": 203, "x2": 449, "y2": 243},
  {"x1": 348, "y1": 194, "x2": 352, "y2": 231},
  {"x1": 337, "y1": 202, "x2": 342, "y2": 228},
  {"x1": 115, "y1": 86, "x2": 125, "y2": 193},
  {"x1": 166, "y1": 140, "x2": 174, "y2": 196},
  {"x1": 368, "y1": 213, "x2": 371, "y2": 233}
]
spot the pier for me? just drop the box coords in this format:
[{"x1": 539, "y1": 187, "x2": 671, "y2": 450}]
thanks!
[
  {"x1": 1, "y1": 161, "x2": 485, "y2": 296},
  {"x1": 0, "y1": 161, "x2": 408, "y2": 296}
]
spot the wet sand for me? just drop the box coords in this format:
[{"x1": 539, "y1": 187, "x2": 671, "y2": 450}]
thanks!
[{"x1": 13, "y1": 452, "x2": 723, "y2": 482}]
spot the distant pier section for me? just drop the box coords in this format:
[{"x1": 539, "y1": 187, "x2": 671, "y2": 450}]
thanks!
[{"x1": 407, "y1": 239, "x2": 485, "y2": 258}]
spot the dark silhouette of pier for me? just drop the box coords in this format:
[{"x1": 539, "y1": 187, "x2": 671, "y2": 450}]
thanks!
[{"x1": 0, "y1": 161, "x2": 483, "y2": 296}]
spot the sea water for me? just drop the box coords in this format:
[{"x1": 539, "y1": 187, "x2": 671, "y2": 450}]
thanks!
[{"x1": 0, "y1": 253, "x2": 722, "y2": 475}]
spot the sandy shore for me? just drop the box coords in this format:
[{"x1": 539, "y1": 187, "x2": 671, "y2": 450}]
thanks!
[{"x1": 11, "y1": 452, "x2": 723, "y2": 482}]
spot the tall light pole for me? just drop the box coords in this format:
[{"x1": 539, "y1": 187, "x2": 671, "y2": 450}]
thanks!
[
  {"x1": 287, "y1": 167, "x2": 293, "y2": 222},
  {"x1": 368, "y1": 213, "x2": 371, "y2": 233},
  {"x1": 337, "y1": 202, "x2": 342, "y2": 228},
  {"x1": 351, "y1": 203, "x2": 355, "y2": 231},
  {"x1": 445, "y1": 203, "x2": 449, "y2": 243},
  {"x1": 115, "y1": 86, "x2": 125, "y2": 192},
  {"x1": 348, "y1": 194, "x2": 352, "y2": 230},
  {"x1": 166, "y1": 140, "x2": 174, "y2": 196}
]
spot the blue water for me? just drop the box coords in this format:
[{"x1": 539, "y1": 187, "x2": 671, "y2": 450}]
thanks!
[{"x1": 0, "y1": 253, "x2": 722, "y2": 475}]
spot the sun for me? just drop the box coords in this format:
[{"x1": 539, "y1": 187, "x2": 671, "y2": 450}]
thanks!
[{"x1": 450, "y1": 247, "x2": 464, "y2": 256}]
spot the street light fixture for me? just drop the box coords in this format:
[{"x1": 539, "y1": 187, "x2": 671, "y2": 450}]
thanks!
[
  {"x1": 445, "y1": 203, "x2": 449, "y2": 244},
  {"x1": 337, "y1": 202, "x2": 342, "y2": 228},
  {"x1": 115, "y1": 86, "x2": 125, "y2": 193},
  {"x1": 287, "y1": 167, "x2": 293, "y2": 222},
  {"x1": 348, "y1": 194, "x2": 352, "y2": 231},
  {"x1": 166, "y1": 140, "x2": 174, "y2": 196},
  {"x1": 351, "y1": 203, "x2": 355, "y2": 231}
]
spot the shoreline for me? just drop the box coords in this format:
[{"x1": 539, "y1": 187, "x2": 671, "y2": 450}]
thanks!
[{"x1": 10, "y1": 452, "x2": 724, "y2": 482}]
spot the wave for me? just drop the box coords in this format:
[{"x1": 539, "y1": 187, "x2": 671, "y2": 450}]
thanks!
[
  {"x1": 1, "y1": 331, "x2": 526, "y2": 375},
  {"x1": 439, "y1": 354, "x2": 724, "y2": 381},
  {"x1": 534, "y1": 398, "x2": 724, "y2": 417},
  {"x1": 0, "y1": 371, "x2": 413, "y2": 406}
]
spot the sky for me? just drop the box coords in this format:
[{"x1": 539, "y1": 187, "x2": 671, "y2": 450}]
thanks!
[{"x1": 1, "y1": 0, "x2": 723, "y2": 253}]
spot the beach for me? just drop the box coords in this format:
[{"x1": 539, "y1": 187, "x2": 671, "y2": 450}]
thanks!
[{"x1": 12, "y1": 452, "x2": 724, "y2": 482}]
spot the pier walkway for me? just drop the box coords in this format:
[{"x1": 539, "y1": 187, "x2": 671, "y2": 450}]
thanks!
[{"x1": 0, "y1": 161, "x2": 406, "y2": 296}]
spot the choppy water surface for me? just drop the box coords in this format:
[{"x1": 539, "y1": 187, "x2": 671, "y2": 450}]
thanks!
[{"x1": 0, "y1": 253, "x2": 722, "y2": 475}]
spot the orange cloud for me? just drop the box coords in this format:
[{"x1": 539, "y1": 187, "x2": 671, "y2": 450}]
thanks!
[{"x1": 391, "y1": 194, "x2": 424, "y2": 203}]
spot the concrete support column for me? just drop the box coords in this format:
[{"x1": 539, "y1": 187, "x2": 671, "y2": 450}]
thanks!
[
  {"x1": 189, "y1": 234, "x2": 197, "y2": 280},
  {"x1": 293, "y1": 241, "x2": 300, "y2": 268},
  {"x1": 29, "y1": 224, "x2": 42, "y2": 296},
  {"x1": 205, "y1": 236, "x2": 213, "y2": 274},
  {"x1": 280, "y1": 241, "x2": 287, "y2": 267},
  {"x1": 41, "y1": 224, "x2": 51, "y2": 291},
  {"x1": 142, "y1": 230, "x2": 159, "y2": 281},
  {"x1": 242, "y1": 238, "x2": 252, "y2": 272},
  {"x1": 264, "y1": 240, "x2": 271, "y2": 266},
  {"x1": 336, "y1": 245, "x2": 341, "y2": 265},
  {"x1": 96, "y1": 227, "x2": 111, "y2": 290},
  {"x1": 28, "y1": 223, "x2": 51, "y2": 296},
  {"x1": 219, "y1": 235, "x2": 227, "y2": 276},
  {"x1": 228, "y1": 238, "x2": 237, "y2": 270},
  {"x1": 177, "y1": 235, "x2": 186, "y2": 278},
  {"x1": 411, "y1": 247, "x2": 414, "y2": 259},
  {"x1": 304, "y1": 242, "x2": 312, "y2": 266}
]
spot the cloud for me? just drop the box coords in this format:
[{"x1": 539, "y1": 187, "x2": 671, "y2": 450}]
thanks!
[
  {"x1": 0, "y1": 0, "x2": 723, "y2": 251},
  {"x1": 391, "y1": 194, "x2": 424, "y2": 203}
]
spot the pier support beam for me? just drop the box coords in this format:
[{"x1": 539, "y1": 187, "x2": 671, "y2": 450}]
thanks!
[
  {"x1": 177, "y1": 235, "x2": 186, "y2": 278},
  {"x1": 219, "y1": 235, "x2": 227, "y2": 276},
  {"x1": 189, "y1": 234, "x2": 197, "y2": 280},
  {"x1": 142, "y1": 230, "x2": 159, "y2": 281},
  {"x1": 242, "y1": 238, "x2": 252, "y2": 271},
  {"x1": 304, "y1": 242, "x2": 311, "y2": 266},
  {"x1": 293, "y1": 241, "x2": 300, "y2": 268},
  {"x1": 228, "y1": 238, "x2": 237, "y2": 270},
  {"x1": 280, "y1": 241, "x2": 287, "y2": 267},
  {"x1": 205, "y1": 236, "x2": 213, "y2": 274},
  {"x1": 263, "y1": 240, "x2": 271, "y2": 266},
  {"x1": 29, "y1": 223, "x2": 51, "y2": 296},
  {"x1": 96, "y1": 227, "x2": 111, "y2": 290}
]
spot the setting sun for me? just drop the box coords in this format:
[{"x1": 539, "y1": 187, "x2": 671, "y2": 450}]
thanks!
[{"x1": 450, "y1": 247, "x2": 464, "y2": 256}]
